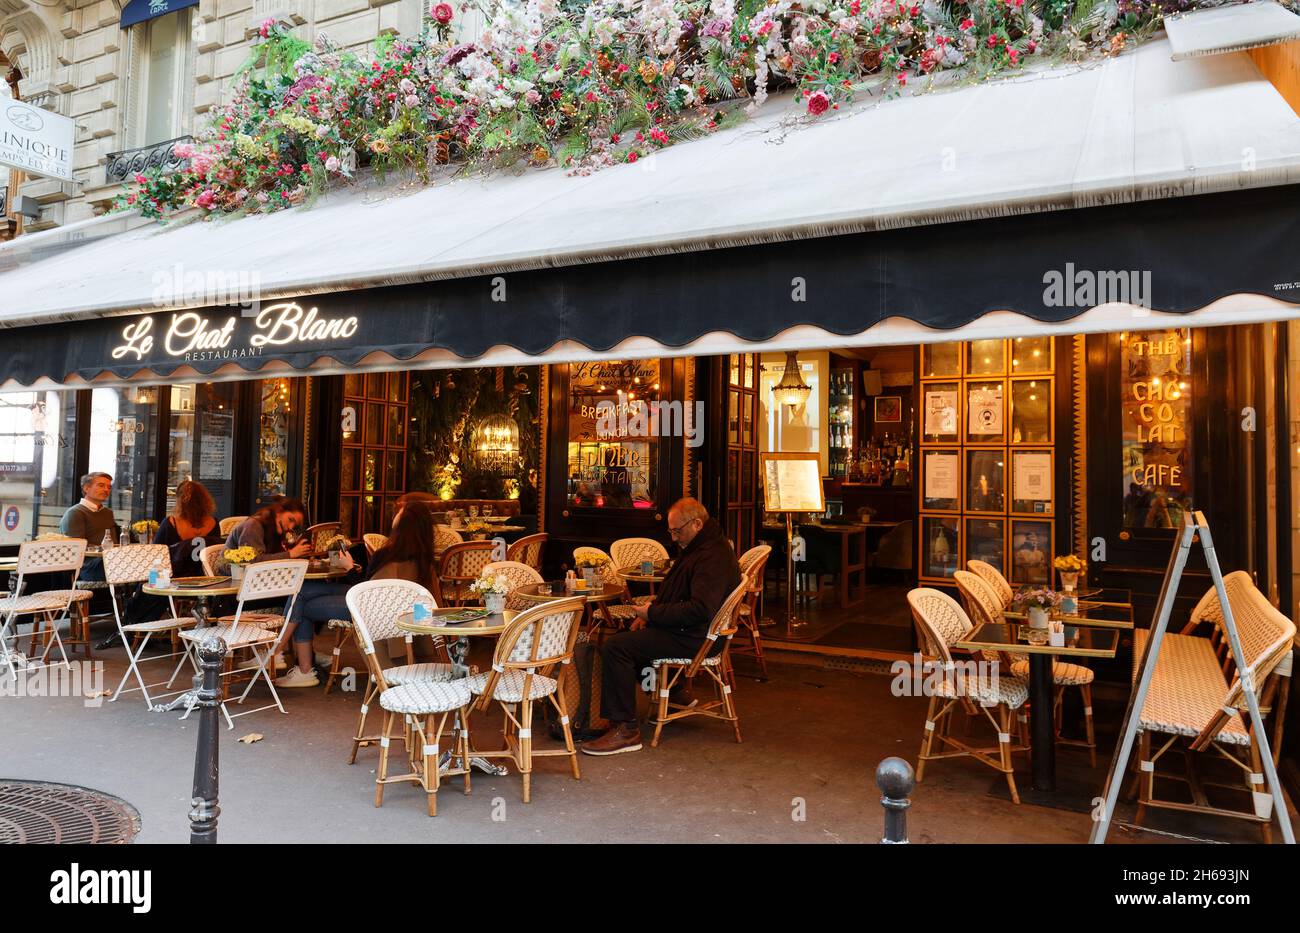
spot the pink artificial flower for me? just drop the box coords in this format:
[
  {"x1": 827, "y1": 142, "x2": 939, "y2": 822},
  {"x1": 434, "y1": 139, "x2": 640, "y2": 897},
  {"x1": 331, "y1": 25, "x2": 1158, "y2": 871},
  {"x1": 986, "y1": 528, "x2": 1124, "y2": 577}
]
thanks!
[
  {"x1": 807, "y1": 90, "x2": 830, "y2": 116},
  {"x1": 134, "y1": 173, "x2": 147, "y2": 184},
  {"x1": 195, "y1": 189, "x2": 216, "y2": 209},
  {"x1": 432, "y1": 3, "x2": 453, "y2": 25}
]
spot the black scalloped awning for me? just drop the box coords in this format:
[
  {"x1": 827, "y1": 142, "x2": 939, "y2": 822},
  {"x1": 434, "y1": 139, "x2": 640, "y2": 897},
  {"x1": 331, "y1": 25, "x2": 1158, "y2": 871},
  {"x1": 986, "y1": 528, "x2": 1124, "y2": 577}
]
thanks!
[{"x1": 4, "y1": 184, "x2": 1298, "y2": 387}]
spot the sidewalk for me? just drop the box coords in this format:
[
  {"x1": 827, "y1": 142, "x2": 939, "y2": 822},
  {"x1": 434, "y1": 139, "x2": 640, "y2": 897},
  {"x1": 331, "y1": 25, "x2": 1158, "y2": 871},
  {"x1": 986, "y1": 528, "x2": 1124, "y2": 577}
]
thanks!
[{"x1": 0, "y1": 642, "x2": 1283, "y2": 843}]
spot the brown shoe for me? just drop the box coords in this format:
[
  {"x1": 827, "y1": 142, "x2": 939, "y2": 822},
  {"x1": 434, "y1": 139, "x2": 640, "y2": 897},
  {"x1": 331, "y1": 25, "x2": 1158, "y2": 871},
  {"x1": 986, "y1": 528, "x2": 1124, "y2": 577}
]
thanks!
[{"x1": 580, "y1": 723, "x2": 644, "y2": 756}]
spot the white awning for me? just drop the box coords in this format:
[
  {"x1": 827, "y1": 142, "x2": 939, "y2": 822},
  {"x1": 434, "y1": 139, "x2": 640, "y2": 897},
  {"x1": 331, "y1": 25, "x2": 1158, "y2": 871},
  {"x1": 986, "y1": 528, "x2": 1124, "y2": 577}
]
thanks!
[
  {"x1": 1, "y1": 35, "x2": 1299, "y2": 331},
  {"x1": 1165, "y1": 1, "x2": 1300, "y2": 59}
]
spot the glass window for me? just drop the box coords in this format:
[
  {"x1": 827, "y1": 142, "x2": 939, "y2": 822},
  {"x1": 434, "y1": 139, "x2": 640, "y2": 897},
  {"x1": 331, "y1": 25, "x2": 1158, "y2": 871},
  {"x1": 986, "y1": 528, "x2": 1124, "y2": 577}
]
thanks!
[
  {"x1": 0, "y1": 390, "x2": 79, "y2": 543},
  {"x1": 1011, "y1": 336, "x2": 1052, "y2": 374},
  {"x1": 1010, "y1": 519, "x2": 1052, "y2": 585},
  {"x1": 1010, "y1": 378, "x2": 1052, "y2": 444},
  {"x1": 566, "y1": 360, "x2": 661, "y2": 510},
  {"x1": 968, "y1": 340, "x2": 1006, "y2": 376},
  {"x1": 1121, "y1": 329, "x2": 1193, "y2": 528},
  {"x1": 90, "y1": 387, "x2": 160, "y2": 527},
  {"x1": 143, "y1": 10, "x2": 188, "y2": 145},
  {"x1": 966, "y1": 518, "x2": 1005, "y2": 575},
  {"x1": 965, "y1": 381, "x2": 1005, "y2": 445},
  {"x1": 922, "y1": 516, "x2": 960, "y2": 579},
  {"x1": 258, "y1": 379, "x2": 293, "y2": 506},
  {"x1": 920, "y1": 383, "x2": 959, "y2": 444},
  {"x1": 966, "y1": 450, "x2": 1005, "y2": 512},
  {"x1": 167, "y1": 383, "x2": 238, "y2": 519},
  {"x1": 922, "y1": 343, "x2": 961, "y2": 378}
]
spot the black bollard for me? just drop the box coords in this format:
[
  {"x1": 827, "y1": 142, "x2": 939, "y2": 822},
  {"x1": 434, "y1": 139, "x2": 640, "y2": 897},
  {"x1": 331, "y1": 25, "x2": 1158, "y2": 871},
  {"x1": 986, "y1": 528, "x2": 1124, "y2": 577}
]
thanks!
[
  {"x1": 189, "y1": 632, "x2": 227, "y2": 844},
  {"x1": 875, "y1": 757, "x2": 915, "y2": 844}
]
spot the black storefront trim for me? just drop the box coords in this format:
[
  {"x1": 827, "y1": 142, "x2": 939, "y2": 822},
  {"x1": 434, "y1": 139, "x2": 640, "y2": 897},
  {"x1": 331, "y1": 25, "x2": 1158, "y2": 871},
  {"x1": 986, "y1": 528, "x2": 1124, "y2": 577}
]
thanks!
[{"x1": 4, "y1": 184, "x2": 1299, "y2": 387}]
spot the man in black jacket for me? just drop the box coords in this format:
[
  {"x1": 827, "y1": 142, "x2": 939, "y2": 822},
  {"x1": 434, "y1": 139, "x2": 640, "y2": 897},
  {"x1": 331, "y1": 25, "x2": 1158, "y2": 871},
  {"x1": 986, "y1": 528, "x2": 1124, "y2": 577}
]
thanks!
[{"x1": 582, "y1": 498, "x2": 741, "y2": 756}]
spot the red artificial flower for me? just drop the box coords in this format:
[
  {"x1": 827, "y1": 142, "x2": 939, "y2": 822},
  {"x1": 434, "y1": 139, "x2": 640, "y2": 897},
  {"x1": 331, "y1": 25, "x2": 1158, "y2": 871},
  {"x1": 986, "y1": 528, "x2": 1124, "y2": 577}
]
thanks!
[
  {"x1": 585, "y1": 91, "x2": 598, "y2": 102},
  {"x1": 959, "y1": 17, "x2": 974, "y2": 29},
  {"x1": 611, "y1": 133, "x2": 620, "y2": 143},
  {"x1": 828, "y1": 51, "x2": 839, "y2": 64},
  {"x1": 1008, "y1": 48, "x2": 1019, "y2": 63},
  {"x1": 551, "y1": 89, "x2": 562, "y2": 99},
  {"x1": 807, "y1": 90, "x2": 830, "y2": 115},
  {"x1": 850, "y1": 0, "x2": 860, "y2": 12},
  {"x1": 627, "y1": 151, "x2": 638, "y2": 162},
  {"x1": 1027, "y1": 40, "x2": 1038, "y2": 52}
]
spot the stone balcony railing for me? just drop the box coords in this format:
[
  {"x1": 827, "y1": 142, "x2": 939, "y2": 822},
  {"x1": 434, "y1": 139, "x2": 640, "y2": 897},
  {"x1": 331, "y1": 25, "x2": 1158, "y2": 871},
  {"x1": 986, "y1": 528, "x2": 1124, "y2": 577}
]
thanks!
[{"x1": 104, "y1": 136, "x2": 195, "y2": 184}]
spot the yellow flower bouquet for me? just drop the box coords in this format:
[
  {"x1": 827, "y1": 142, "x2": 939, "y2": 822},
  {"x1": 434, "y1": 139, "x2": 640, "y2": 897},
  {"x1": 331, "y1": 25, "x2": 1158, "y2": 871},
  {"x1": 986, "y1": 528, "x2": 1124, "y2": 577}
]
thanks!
[{"x1": 224, "y1": 546, "x2": 258, "y2": 566}]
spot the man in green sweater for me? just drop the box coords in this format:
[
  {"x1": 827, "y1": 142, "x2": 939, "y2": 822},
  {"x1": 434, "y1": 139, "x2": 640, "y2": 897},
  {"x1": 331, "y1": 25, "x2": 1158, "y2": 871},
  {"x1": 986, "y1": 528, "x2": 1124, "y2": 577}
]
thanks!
[
  {"x1": 58, "y1": 473, "x2": 119, "y2": 648},
  {"x1": 59, "y1": 472, "x2": 118, "y2": 581}
]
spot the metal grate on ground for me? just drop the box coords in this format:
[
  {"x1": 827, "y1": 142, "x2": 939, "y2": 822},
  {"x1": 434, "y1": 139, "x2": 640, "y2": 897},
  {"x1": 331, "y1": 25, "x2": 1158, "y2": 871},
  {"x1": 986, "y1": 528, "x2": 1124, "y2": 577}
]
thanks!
[{"x1": 0, "y1": 780, "x2": 141, "y2": 844}]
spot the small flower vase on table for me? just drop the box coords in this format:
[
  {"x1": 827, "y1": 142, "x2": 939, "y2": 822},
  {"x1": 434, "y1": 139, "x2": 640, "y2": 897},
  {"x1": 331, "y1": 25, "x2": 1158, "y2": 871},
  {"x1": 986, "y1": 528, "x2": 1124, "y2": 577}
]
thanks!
[
  {"x1": 1059, "y1": 571, "x2": 1078, "y2": 593},
  {"x1": 582, "y1": 567, "x2": 600, "y2": 590},
  {"x1": 1028, "y1": 606, "x2": 1050, "y2": 630},
  {"x1": 229, "y1": 564, "x2": 245, "y2": 583},
  {"x1": 485, "y1": 593, "x2": 506, "y2": 614}
]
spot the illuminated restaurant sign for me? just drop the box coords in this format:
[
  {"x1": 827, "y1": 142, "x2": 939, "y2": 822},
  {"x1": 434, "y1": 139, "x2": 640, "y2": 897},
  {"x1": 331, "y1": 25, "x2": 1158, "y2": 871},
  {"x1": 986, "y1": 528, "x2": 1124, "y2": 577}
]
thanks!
[
  {"x1": 1121, "y1": 328, "x2": 1193, "y2": 528},
  {"x1": 110, "y1": 303, "x2": 360, "y2": 363}
]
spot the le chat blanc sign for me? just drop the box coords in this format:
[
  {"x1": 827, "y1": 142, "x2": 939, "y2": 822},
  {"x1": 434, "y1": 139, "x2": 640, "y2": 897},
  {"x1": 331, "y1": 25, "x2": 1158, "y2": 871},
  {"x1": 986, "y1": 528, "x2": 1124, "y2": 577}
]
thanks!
[{"x1": 111, "y1": 304, "x2": 360, "y2": 363}]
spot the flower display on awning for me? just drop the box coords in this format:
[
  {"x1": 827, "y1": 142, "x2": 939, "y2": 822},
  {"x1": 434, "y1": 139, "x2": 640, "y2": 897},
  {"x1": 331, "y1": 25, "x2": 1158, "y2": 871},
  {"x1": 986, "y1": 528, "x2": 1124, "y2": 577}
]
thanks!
[{"x1": 113, "y1": 0, "x2": 1222, "y2": 220}]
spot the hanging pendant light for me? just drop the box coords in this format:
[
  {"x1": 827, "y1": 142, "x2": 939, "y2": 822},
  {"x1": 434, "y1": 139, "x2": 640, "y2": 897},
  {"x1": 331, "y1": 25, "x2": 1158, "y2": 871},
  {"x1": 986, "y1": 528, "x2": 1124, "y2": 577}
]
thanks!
[{"x1": 771, "y1": 351, "x2": 811, "y2": 407}]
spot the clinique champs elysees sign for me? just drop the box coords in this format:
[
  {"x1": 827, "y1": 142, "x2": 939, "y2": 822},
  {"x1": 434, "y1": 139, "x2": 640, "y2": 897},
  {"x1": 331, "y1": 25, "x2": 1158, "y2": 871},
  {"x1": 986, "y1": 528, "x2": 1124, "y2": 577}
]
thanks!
[{"x1": 110, "y1": 303, "x2": 360, "y2": 364}]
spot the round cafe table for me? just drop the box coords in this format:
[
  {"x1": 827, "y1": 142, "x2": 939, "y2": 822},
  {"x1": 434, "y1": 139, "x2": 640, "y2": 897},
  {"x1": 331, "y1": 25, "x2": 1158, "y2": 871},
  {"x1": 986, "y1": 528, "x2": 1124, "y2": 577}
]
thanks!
[
  {"x1": 142, "y1": 578, "x2": 240, "y2": 627},
  {"x1": 396, "y1": 607, "x2": 519, "y2": 776},
  {"x1": 515, "y1": 581, "x2": 623, "y2": 635},
  {"x1": 304, "y1": 566, "x2": 350, "y2": 581}
]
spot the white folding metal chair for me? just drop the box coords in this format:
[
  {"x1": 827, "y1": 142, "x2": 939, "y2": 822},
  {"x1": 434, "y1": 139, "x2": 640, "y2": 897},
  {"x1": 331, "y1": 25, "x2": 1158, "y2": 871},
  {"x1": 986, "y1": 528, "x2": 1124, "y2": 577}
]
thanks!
[
  {"x1": 179, "y1": 559, "x2": 308, "y2": 729},
  {"x1": 0, "y1": 538, "x2": 86, "y2": 680},
  {"x1": 104, "y1": 544, "x2": 199, "y2": 709}
]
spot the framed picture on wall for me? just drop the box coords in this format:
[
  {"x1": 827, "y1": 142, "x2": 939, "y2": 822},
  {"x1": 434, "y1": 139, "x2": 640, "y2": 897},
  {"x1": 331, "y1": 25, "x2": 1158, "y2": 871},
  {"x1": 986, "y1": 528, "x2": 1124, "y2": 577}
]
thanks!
[{"x1": 875, "y1": 396, "x2": 902, "y2": 423}]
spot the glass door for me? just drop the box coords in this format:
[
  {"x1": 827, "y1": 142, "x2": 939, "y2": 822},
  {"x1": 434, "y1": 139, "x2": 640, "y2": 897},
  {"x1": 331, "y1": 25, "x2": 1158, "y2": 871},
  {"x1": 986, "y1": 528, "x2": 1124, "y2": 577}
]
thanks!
[{"x1": 167, "y1": 382, "x2": 239, "y2": 519}]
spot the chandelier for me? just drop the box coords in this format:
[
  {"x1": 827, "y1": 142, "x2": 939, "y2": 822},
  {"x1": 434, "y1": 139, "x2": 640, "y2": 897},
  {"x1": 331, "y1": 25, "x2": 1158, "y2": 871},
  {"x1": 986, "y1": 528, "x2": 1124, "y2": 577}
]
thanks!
[
  {"x1": 771, "y1": 351, "x2": 811, "y2": 407},
  {"x1": 471, "y1": 413, "x2": 520, "y2": 475}
]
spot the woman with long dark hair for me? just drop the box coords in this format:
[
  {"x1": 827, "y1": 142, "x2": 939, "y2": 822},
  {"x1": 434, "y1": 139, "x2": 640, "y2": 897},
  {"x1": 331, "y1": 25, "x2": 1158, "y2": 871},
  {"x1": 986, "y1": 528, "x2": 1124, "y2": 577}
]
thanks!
[{"x1": 272, "y1": 499, "x2": 439, "y2": 688}]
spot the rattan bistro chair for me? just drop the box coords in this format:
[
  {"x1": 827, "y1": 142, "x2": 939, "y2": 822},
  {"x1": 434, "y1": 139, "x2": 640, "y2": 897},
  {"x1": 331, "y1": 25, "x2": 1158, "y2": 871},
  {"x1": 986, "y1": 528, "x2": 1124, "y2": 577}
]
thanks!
[
  {"x1": 179, "y1": 559, "x2": 308, "y2": 730},
  {"x1": 433, "y1": 525, "x2": 464, "y2": 557},
  {"x1": 104, "y1": 545, "x2": 199, "y2": 710},
  {"x1": 307, "y1": 522, "x2": 343, "y2": 552},
  {"x1": 467, "y1": 596, "x2": 586, "y2": 803},
  {"x1": 507, "y1": 533, "x2": 547, "y2": 573},
  {"x1": 731, "y1": 545, "x2": 772, "y2": 679},
  {"x1": 649, "y1": 581, "x2": 748, "y2": 747},
  {"x1": 573, "y1": 546, "x2": 641, "y2": 636},
  {"x1": 438, "y1": 541, "x2": 496, "y2": 606},
  {"x1": 908, "y1": 587, "x2": 1029, "y2": 805},
  {"x1": 481, "y1": 561, "x2": 544, "y2": 611},
  {"x1": 219, "y1": 516, "x2": 246, "y2": 537},
  {"x1": 345, "y1": 576, "x2": 462, "y2": 779},
  {"x1": 199, "y1": 544, "x2": 224, "y2": 576},
  {"x1": 363, "y1": 533, "x2": 388, "y2": 556},
  {"x1": 1131, "y1": 574, "x2": 1295, "y2": 842},
  {"x1": 967, "y1": 560, "x2": 1014, "y2": 608},
  {"x1": 0, "y1": 539, "x2": 87, "y2": 679}
]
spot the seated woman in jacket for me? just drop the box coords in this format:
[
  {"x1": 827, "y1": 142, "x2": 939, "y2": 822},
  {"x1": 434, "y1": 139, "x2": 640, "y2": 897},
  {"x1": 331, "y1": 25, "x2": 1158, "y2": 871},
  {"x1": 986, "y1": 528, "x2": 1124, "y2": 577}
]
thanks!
[
  {"x1": 221, "y1": 498, "x2": 312, "y2": 569},
  {"x1": 155, "y1": 480, "x2": 224, "y2": 576},
  {"x1": 271, "y1": 499, "x2": 439, "y2": 689}
]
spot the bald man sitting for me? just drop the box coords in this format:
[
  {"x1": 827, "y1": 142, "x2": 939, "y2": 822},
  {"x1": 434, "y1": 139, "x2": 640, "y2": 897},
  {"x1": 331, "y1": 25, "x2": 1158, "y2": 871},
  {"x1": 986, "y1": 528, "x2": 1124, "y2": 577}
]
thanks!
[{"x1": 582, "y1": 498, "x2": 741, "y2": 756}]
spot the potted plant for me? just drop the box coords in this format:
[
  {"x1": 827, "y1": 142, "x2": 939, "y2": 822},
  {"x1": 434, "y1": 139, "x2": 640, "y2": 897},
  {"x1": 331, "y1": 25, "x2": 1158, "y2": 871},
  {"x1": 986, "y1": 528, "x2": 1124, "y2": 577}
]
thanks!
[
  {"x1": 470, "y1": 572, "x2": 510, "y2": 614},
  {"x1": 1013, "y1": 586, "x2": 1061, "y2": 630},
  {"x1": 224, "y1": 546, "x2": 258, "y2": 582},
  {"x1": 1053, "y1": 554, "x2": 1086, "y2": 592},
  {"x1": 575, "y1": 554, "x2": 608, "y2": 591},
  {"x1": 132, "y1": 519, "x2": 159, "y2": 545}
]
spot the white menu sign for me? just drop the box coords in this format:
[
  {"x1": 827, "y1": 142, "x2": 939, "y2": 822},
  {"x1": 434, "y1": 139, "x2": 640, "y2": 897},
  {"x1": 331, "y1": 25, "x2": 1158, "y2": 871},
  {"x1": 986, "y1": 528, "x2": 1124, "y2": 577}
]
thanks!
[{"x1": 0, "y1": 101, "x2": 75, "y2": 182}]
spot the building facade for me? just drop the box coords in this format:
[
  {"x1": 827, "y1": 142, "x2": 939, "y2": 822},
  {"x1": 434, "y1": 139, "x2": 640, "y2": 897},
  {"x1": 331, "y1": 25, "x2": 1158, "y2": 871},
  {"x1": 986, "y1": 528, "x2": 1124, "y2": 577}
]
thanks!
[{"x1": 0, "y1": 0, "x2": 480, "y2": 234}]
